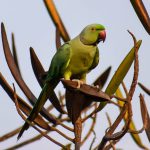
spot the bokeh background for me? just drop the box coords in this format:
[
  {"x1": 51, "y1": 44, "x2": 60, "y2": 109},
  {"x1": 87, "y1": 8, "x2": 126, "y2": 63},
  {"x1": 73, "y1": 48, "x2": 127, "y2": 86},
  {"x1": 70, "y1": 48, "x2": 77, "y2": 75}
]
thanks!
[{"x1": 0, "y1": 0, "x2": 150, "y2": 149}]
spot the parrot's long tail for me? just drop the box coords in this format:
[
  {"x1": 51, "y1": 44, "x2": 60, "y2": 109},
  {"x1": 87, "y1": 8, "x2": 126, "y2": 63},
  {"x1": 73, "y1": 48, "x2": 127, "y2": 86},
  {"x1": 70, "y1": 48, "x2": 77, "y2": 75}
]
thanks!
[{"x1": 17, "y1": 83, "x2": 52, "y2": 140}]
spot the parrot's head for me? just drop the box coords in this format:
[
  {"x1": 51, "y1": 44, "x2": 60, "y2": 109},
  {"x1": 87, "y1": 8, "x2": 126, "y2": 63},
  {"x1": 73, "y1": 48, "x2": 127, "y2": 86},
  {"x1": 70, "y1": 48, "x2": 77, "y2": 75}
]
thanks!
[{"x1": 80, "y1": 24, "x2": 106, "y2": 46}]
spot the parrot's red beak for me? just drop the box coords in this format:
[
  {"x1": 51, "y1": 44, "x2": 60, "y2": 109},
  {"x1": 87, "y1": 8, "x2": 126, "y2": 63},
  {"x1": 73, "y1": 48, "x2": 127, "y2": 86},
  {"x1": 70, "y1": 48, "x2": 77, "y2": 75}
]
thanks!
[{"x1": 99, "y1": 30, "x2": 106, "y2": 42}]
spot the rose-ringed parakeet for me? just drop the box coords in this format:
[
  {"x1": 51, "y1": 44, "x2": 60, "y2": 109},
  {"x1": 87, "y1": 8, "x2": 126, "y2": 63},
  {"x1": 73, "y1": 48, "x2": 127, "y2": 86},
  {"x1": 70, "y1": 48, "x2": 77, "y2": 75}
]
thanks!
[{"x1": 18, "y1": 24, "x2": 106, "y2": 139}]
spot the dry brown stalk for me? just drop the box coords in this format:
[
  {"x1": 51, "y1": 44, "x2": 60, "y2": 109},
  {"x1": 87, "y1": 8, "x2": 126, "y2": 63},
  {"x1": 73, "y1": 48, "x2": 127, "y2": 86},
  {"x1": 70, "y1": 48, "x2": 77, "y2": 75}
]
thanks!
[
  {"x1": 81, "y1": 104, "x2": 97, "y2": 146},
  {"x1": 0, "y1": 127, "x2": 21, "y2": 142}
]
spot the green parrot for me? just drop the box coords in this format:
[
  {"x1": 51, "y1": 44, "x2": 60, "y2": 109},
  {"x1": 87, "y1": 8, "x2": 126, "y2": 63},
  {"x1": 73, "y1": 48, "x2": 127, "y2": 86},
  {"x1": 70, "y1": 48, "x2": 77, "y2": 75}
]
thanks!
[{"x1": 18, "y1": 24, "x2": 106, "y2": 139}]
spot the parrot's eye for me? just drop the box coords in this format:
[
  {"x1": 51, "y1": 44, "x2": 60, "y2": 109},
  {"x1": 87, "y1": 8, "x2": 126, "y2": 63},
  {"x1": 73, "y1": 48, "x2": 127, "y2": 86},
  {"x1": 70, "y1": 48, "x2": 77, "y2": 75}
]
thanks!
[{"x1": 91, "y1": 27, "x2": 96, "y2": 31}]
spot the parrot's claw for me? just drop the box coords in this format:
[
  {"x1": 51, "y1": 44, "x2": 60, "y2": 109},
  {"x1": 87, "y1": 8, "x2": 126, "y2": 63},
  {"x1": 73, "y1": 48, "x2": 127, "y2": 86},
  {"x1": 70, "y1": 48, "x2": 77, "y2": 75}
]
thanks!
[
  {"x1": 95, "y1": 85, "x2": 100, "y2": 89},
  {"x1": 92, "y1": 85, "x2": 100, "y2": 91},
  {"x1": 72, "y1": 79, "x2": 84, "y2": 88}
]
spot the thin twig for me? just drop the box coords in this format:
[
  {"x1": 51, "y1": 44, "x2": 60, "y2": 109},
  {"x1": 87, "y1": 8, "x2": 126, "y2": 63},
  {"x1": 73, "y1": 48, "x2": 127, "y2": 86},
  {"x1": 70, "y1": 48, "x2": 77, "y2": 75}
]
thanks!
[
  {"x1": 81, "y1": 104, "x2": 97, "y2": 145},
  {"x1": 74, "y1": 116, "x2": 82, "y2": 150},
  {"x1": 89, "y1": 130, "x2": 97, "y2": 150},
  {"x1": 82, "y1": 102, "x2": 96, "y2": 114},
  {"x1": 109, "y1": 141, "x2": 116, "y2": 150},
  {"x1": 82, "y1": 108, "x2": 97, "y2": 123},
  {"x1": 82, "y1": 99, "x2": 123, "y2": 123},
  {"x1": 57, "y1": 121, "x2": 74, "y2": 132},
  {"x1": 0, "y1": 127, "x2": 21, "y2": 142},
  {"x1": 105, "y1": 112, "x2": 114, "y2": 149},
  {"x1": 128, "y1": 127, "x2": 145, "y2": 134},
  {"x1": 5, "y1": 132, "x2": 48, "y2": 150},
  {"x1": 104, "y1": 140, "x2": 119, "y2": 150},
  {"x1": 107, "y1": 100, "x2": 123, "y2": 108},
  {"x1": 110, "y1": 95, "x2": 127, "y2": 102},
  {"x1": 106, "y1": 113, "x2": 112, "y2": 128},
  {"x1": 59, "y1": 117, "x2": 70, "y2": 122},
  {"x1": 122, "y1": 81, "x2": 128, "y2": 97},
  {"x1": 51, "y1": 126, "x2": 73, "y2": 142},
  {"x1": 45, "y1": 91, "x2": 73, "y2": 132},
  {"x1": 46, "y1": 104, "x2": 54, "y2": 112}
]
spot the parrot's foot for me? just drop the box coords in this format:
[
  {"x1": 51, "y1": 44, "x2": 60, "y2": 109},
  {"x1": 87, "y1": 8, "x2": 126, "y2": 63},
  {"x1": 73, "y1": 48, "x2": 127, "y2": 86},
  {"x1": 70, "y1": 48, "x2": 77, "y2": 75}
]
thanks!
[
  {"x1": 94, "y1": 85, "x2": 100, "y2": 89},
  {"x1": 72, "y1": 79, "x2": 84, "y2": 88},
  {"x1": 92, "y1": 85, "x2": 100, "y2": 91}
]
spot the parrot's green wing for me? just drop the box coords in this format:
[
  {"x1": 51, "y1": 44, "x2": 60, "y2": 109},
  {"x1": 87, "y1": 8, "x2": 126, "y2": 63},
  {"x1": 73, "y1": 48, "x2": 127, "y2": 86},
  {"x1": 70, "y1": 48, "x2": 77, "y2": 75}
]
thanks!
[
  {"x1": 88, "y1": 47, "x2": 99, "y2": 71},
  {"x1": 18, "y1": 43, "x2": 71, "y2": 139},
  {"x1": 46, "y1": 43, "x2": 71, "y2": 81}
]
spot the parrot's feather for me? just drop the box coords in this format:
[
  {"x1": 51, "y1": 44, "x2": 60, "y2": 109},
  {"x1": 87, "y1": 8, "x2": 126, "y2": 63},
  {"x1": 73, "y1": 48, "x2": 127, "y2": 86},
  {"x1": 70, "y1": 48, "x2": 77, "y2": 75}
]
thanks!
[
  {"x1": 46, "y1": 43, "x2": 71, "y2": 81},
  {"x1": 18, "y1": 83, "x2": 53, "y2": 139},
  {"x1": 89, "y1": 47, "x2": 99, "y2": 71}
]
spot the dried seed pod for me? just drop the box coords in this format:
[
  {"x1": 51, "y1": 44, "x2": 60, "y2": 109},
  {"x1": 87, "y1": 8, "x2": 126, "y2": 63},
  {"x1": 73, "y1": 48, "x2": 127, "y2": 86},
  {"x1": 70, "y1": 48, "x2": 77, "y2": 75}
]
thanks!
[{"x1": 130, "y1": 0, "x2": 150, "y2": 34}]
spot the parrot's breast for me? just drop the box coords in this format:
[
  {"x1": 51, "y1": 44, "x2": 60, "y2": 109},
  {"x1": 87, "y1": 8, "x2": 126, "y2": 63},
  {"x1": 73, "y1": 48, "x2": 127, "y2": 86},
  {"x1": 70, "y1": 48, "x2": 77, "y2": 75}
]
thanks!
[{"x1": 66, "y1": 36, "x2": 97, "y2": 75}]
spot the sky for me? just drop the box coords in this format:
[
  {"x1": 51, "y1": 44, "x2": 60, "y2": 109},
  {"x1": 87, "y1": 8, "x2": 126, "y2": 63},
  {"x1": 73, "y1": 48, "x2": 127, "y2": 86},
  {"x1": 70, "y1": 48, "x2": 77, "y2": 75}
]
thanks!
[{"x1": 0, "y1": 0, "x2": 150, "y2": 149}]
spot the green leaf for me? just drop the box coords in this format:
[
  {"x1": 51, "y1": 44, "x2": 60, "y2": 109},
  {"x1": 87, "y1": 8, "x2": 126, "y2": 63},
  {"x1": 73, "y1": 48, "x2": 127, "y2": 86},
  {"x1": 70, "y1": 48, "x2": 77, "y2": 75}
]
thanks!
[{"x1": 98, "y1": 40, "x2": 142, "y2": 111}]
